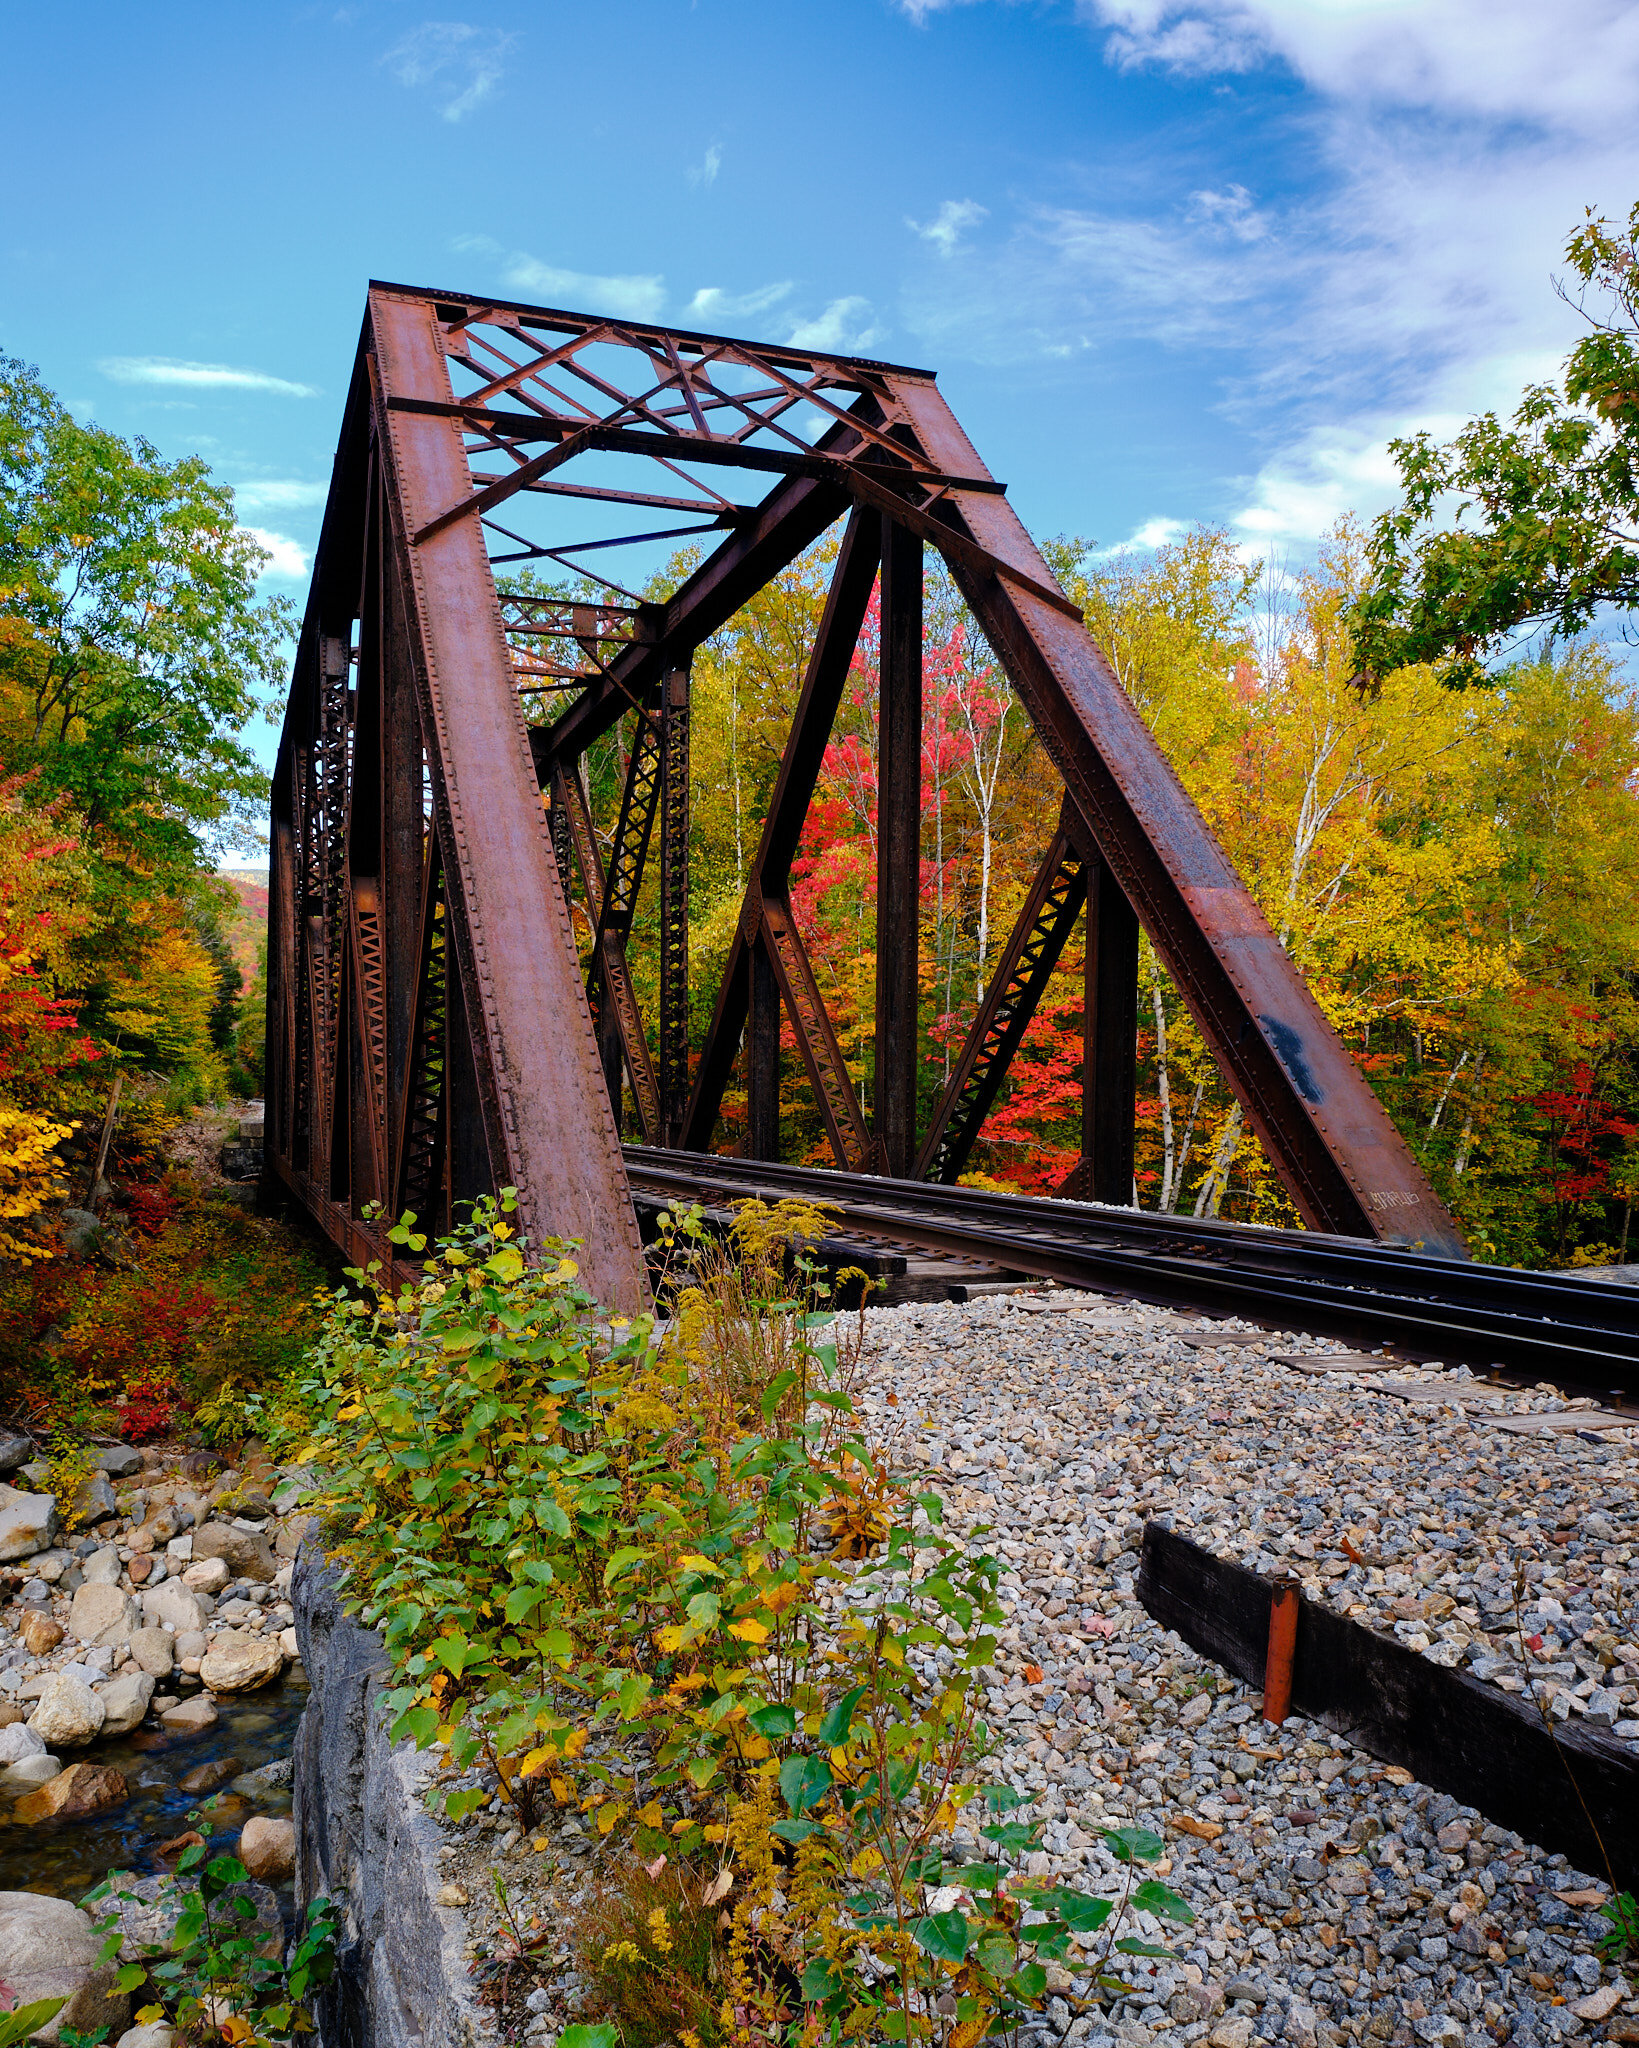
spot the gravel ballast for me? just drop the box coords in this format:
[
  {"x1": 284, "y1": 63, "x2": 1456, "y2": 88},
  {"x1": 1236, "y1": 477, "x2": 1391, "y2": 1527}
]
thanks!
[{"x1": 343, "y1": 1289, "x2": 1639, "y2": 2048}]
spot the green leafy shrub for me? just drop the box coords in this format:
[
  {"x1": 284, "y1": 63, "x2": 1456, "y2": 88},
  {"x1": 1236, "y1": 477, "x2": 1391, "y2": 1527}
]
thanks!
[
  {"x1": 293, "y1": 1194, "x2": 1195, "y2": 2043},
  {"x1": 87, "y1": 1835, "x2": 338, "y2": 2046}
]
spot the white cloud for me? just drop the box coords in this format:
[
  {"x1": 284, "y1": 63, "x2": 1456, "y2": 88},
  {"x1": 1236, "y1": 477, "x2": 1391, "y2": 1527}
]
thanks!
[
  {"x1": 1104, "y1": 517, "x2": 1191, "y2": 552},
  {"x1": 99, "y1": 357, "x2": 317, "y2": 397},
  {"x1": 1081, "y1": 0, "x2": 1639, "y2": 133},
  {"x1": 688, "y1": 144, "x2": 722, "y2": 189},
  {"x1": 501, "y1": 254, "x2": 666, "y2": 321},
  {"x1": 1229, "y1": 424, "x2": 1408, "y2": 548},
  {"x1": 685, "y1": 282, "x2": 793, "y2": 326},
  {"x1": 785, "y1": 298, "x2": 884, "y2": 355},
  {"x1": 896, "y1": 0, "x2": 988, "y2": 19},
  {"x1": 233, "y1": 479, "x2": 330, "y2": 512},
  {"x1": 383, "y1": 21, "x2": 514, "y2": 122},
  {"x1": 243, "y1": 528, "x2": 311, "y2": 580},
  {"x1": 1187, "y1": 184, "x2": 1268, "y2": 243},
  {"x1": 903, "y1": 198, "x2": 1277, "y2": 363},
  {"x1": 896, "y1": 0, "x2": 1639, "y2": 550},
  {"x1": 908, "y1": 198, "x2": 989, "y2": 255}
]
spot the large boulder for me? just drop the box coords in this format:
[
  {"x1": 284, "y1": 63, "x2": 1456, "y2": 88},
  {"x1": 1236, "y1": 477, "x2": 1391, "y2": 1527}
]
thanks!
[
  {"x1": 0, "y1": 1433, "x2": 33, "y2": 1474},
  {"x1": 0, "y1": 1483, "x2": 57, "y2": 1561},
  {"x1": 200, "y1": 1630, "x2": 283, "y2": 1694},
  {"x1": 126, "y1": 1627, "x2": 175, "y2": 1679},
  {"x1": 95, "y1": 1445, "x2": 142, "y2": 1479},
  {"x1": 28, "y1": 1671, "x2": 105, "y2": 1748},
  {"x1": 70, "y1": 1582, "x2": 135, "y2": 1647},
  {"x1": 95, "y1": 1671, "x2": 155, "y2": 1738},
  {"x1": 139, "y1": 1581, "x2": 207, "y2": 1634},
  {"x1": 238, "y1": 1816, "x2": 295, "y2": 1884},
  {"x1": 295, "y1": 1548, "x2": 487, "y2": 2048},
  {"x1": 192, "y1": 1520, "x2": 276, "y2": 1584},
  {"x1": 0, "y1": 1891, "x2": 130, "y2": 2043},
  {"x1": 14, "y1": 1761, "x2": 129, "y2": 1823}
]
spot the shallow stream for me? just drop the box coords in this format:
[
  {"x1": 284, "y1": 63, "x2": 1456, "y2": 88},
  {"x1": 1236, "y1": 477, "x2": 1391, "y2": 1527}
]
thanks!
[{"x1": 0, "y1": 1675, "x2": 307, "y2": 1906}]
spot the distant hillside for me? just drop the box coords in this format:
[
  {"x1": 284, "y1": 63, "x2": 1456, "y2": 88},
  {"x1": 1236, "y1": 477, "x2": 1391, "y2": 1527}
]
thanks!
[{"x1": 220, "y1": 869, "x2": 269, "y2": 987}]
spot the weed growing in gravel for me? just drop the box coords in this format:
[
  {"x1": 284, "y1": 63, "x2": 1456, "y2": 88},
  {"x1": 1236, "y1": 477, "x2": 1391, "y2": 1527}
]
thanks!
[{"x1": 295, "y1": 1193, "x2": 1195, "y2": 2043}]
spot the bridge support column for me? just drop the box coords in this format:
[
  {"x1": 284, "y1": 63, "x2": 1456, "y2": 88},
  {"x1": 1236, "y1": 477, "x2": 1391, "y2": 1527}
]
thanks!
[
  {"x1": 746, "y1": 927, "x2": 781, "y2": 1160},
  {"x1": 659, "y1": 667, "x2": 691, "y2": 1147},
  {"x1": 875, "y1": 516, "x2": 922, "y2": 1178},
  {"x1": 1078, "y1": 850, "x2": 1140, "y2": 1205}
]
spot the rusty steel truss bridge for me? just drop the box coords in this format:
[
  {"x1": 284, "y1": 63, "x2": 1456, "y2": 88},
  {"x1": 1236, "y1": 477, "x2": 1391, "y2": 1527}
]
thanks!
[{"x1": 267, "y1": 281, "x2": 1472, "y2": 1317}]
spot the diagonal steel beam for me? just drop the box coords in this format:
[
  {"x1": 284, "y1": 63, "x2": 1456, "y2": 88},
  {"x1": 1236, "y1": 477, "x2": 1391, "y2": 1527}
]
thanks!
[
  {"x1": 550, "y1": 756, "x2": 661, "y2": 1145},
  {"x1": 887, "y1": 376, "x2": 1466, "y2": 1257},
  {"x1": 679, "y1": 508, "x2": 881, "y2": 1152},
  {"x1": 760, "y1": 894, "x2": 877, "y2": 1174},
  {"x1": 915, "y1": 815, "x2": 1088, "y2": 1185}
]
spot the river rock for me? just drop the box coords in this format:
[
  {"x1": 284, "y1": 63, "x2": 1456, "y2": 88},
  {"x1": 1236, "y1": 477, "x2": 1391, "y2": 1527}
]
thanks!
[
  {"x1": 232, "y1": 1756, "x2": 293, "y2": 1794},
  {"x1": 200, "y1": 1629, "x2": 282, "y2": 1693},
  {"x1": 28, "y1": 1671, "x2": 105, "y2": 1747},
  {"x1": 93, "y1": 1870, "x2": 187, "y2": 1957},
  {"x1": 218, "y1": 1881, "x2": 284, "y2": 1960},
  {"x1": 0, "y1": 1433, "x2": 32, "y2": 1473},
  {"x1": 95, "y1": 1445, "x2": 142, "y2": 1479},
  {"x1": 192, "y1": 1520, "x2": 276, "y2": 1584},
  {"x1": 70, "y1": 1581, "x2": 135, "y2": 1647},
  {"x1": 20, "y1": 1609, "x2": 64, "y2": 1655},
  {"x1": 213, "y1": 1487, "x2": 273, "y2": 1523},
  {"x1": 0, "y1": 1751, "x2": 61, "y2": 1792},
  {"x1": 274, "y1": 1512, "x2": 318, "y2": 1559},
  {"x1": 95, "y1": 1671, "x2": 155, "y2": 1738},
  {"x1": 159, "y1": 1695, "x2": 217, "y2": 1734},
  {"x1": 14, "y1": 1761, "x2": 129, "y2": 1822},
  {"x1": 178, "y1": 1756, "x2": 240, "y2": 1795},
  {"x1": 83, "y1": 1546, "x2": 121, "y2": 1585},
  {"x1": 238, "y1": 1815, "x2": 295, "y2": 1883},
  {"x1": 182, "y1": 1556, "x2": 229, "y2": 1594},
  {"x1": 117, "y1": 2025, "x2": 177, "y2": 2048},
  {"x1": 126, "y1": 1627, "x2": 175, "y2": 1678},
  {"x1": 71, "y1": 1473, "x2": 119, "y2": 1524},
  {"x1": 139, "y1": 1580, "x2": 206, "y2": 1633},
  {"x1": 0, "y1": 1891, "x2": 129, "y2": 2042},
  {"x1": 0, "y1": 1720, "x2": 45, "y2": 1764},
  {"x1": 0, "y1": 1483, "x2": 57, "y2": 1560}
]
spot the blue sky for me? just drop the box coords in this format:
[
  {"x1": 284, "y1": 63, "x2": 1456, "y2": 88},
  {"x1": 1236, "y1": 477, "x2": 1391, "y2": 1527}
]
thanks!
[{"x1": 4, "y1": 0, "x2": 1637, "y2": 800}]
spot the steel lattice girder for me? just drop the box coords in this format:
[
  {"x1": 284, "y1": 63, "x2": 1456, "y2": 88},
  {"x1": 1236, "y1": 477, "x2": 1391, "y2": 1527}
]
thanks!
[{"x1": 266, "y1": 282, "x2": 1467, "y2": 1293}]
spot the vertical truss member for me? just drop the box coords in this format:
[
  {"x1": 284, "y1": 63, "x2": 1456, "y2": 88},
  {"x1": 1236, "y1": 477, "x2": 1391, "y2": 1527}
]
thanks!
[{"x1": 658, "y1": 668, "x2": 691, "y2": 1147}]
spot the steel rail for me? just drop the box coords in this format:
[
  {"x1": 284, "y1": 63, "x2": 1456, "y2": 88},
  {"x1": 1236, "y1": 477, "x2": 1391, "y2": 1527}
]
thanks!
[{"x1": 622, "y1": 1147, "x2": 1639, "y2": 1391}]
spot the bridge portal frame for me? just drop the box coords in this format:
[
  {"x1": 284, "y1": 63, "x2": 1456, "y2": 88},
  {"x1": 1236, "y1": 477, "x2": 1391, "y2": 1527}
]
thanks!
[{"x1": 266, "y1": 283, "x2": 1465, "y2": 1306}]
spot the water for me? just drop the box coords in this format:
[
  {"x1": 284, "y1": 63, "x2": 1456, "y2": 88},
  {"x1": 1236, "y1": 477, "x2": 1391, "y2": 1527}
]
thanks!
[{"x1": 0, "y1": 1675, "x2": 307, "y2": 1907}]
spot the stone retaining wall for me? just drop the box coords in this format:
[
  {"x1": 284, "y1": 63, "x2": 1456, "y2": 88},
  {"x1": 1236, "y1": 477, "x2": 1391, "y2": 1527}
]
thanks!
[{"x1": 292, "y1": 1546, "x2": 484, "y2": 2048}]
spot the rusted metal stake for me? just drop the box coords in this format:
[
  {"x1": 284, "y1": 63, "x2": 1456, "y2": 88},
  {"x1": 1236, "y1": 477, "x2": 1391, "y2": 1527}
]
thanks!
[{"x1": 1263, "y1": 1577, "x2": 1301, "y2": 1725}]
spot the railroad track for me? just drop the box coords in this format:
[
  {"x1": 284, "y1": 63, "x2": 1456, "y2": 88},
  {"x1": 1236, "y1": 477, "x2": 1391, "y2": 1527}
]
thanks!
[{"x1": 623, "y1": 1146, "x2": 1639, "y2": 1398}]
